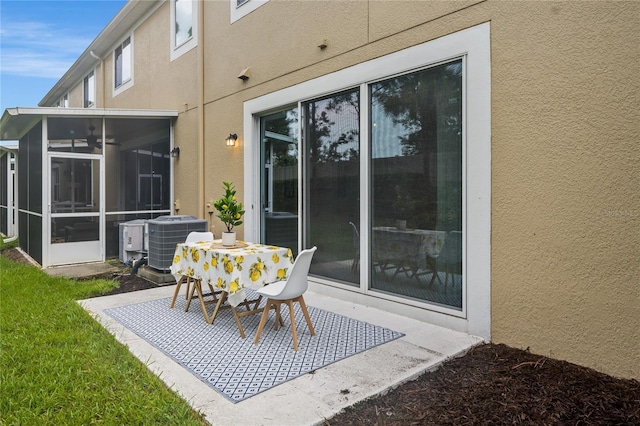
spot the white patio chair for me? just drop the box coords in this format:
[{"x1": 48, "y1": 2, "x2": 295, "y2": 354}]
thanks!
[
  {"x1": 253, "y1": 246, "x2": 317, "y2": 351},
  {"x1": 170, "y1": 231, "x2": 214, "y2": 309}
]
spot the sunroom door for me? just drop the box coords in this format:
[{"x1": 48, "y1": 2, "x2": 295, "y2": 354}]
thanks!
[{"x1": 48, "y1": 154, "x2": 102, "y2": 265}]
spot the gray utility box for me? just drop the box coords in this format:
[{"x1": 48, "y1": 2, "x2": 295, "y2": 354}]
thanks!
[
  {"x1": 146, "y1": 215, "x2": 207, "y2": 271},
  {"x1": 119, "y1": 219, "x2": 146, "y2": 264}
]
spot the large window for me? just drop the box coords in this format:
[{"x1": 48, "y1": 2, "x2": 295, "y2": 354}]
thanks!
[
  {"x1": 370, "y1": 61, "x2": 463, "y2": 308},
  {"x1": 171, "y1": 0, "x2": 197, "y2": 61},
  {"x1": 83, "y1": 71, "x2": 95, "y2": 108},
  {"x1": 114, "y1": 36, "x2": 132, "y2": 93}
]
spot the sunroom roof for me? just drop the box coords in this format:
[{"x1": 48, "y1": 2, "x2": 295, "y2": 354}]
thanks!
[{"x1": 0, "y1": 107, "x2": 178, "y2": 141}]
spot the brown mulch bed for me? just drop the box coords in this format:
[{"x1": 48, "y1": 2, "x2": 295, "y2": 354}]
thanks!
[
  {"x1": 3, "y1": 247, "x2": 639, "y2": 424},
  {"x1": 327, "y1": 344, "x2": 639, "y2": 425}
]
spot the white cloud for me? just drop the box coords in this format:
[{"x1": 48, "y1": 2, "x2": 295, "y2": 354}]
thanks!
[{"x1": 0, "y1": 20, "x2": 93, "y2": 79}]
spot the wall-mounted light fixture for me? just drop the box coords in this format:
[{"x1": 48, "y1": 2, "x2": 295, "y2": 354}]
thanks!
[
  {"x1": 170, "y1": 147, "x2": 180, "y2": 158},
  {"x1": 226, "y1": 133, "x2": 238, "y2": 147}
]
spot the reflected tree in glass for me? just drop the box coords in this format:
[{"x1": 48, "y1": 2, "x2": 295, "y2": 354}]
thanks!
[{"x1": 304, "y1": 89, "x2": 360, "y2": 285}]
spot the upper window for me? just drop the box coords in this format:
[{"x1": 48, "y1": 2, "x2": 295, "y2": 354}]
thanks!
[
  {"x1": 230, "y1": 0, "x2": 269, "y2": 23},
  {"x1": 170, "y1": 0, "x2": 197, "y2": 61},
  {"x1": 114, "y1": 36, "x2": 133, "y2": 94},
  {"x1": 83, "y1": 71, "x2": 95, "y2": 108},
  {"x1": 56, "y1": 93, "x2": 68, "y2": 108},
  {"x1": 175, "y1": 0, "x2": 192, "y2": 46}
]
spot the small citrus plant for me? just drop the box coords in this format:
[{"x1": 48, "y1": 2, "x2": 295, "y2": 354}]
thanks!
[{"x1": 214, "y1": 181, "x2": 245, "y2": 233}]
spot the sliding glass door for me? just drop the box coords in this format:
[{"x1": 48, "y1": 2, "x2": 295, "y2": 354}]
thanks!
[
  {"x1": 255, "y1": 60, "x2": 464, "y2": 309},
  {"x1": 302, "y1": 89, "x2": 360, "y2": 286},
  {"x1": 370, "y1": 61, "x2": 463, "y2": 308}
]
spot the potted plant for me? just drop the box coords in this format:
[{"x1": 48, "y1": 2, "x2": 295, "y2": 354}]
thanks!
[{"x1": 214, "y1": 181, "x2": 245, "y2": 246}]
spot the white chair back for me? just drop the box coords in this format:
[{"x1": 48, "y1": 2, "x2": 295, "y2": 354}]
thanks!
[
  {"x1": 348, "y1": 221, "x2": 359, "y2": 250},
  {"x1": 274, "y1": 246, "x2": 317, "y2": 300},
  {"x1": 185, "y1": 231, "x2": 214, "y2": 243}
]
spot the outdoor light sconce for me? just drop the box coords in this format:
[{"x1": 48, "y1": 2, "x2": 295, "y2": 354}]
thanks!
[
  {"x1": 170, "y1": 147, "x2": 180, "y2": 158},
  {"x1": 226, "y1": 134, "x2": 238, "y2": 147}
]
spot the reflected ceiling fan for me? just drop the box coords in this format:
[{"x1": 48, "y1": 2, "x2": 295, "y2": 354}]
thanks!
[
  {"x1": 85, "y1": 124, "x2": 100, "y2": 148},
  {"x1": 78, "y1": 124, "x2": 120, "y2": 148}
]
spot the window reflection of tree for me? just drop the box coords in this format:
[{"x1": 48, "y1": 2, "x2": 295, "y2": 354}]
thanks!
[
  {"x1": 307, "y1": 91, "x2": 360, "y2": 164},
  {"x1": 304, "y1": 90, "x2": 361, "y2": 274},
  {"x1": 371, "y1": 61, "x2": 463, "y2": 231}
]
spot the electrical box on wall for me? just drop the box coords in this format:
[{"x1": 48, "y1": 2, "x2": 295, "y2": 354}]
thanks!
[{"x1": 118, "y1": 220, "x2": 146, "y2": 264}]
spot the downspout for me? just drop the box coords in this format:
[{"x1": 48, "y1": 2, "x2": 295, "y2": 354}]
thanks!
[
  {"x1": 89, "y1": 50, "x2": 105, "y2": 108},
  {"x1": 197, "y1": 0, "x2": 205, "y2": 218}
]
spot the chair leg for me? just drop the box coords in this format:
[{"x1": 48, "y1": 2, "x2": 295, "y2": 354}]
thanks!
[
  {"x1": 231, "y1": 306, "x2": 246, "y2": 339},
  {"x1": 273, "y1": 303, "x2": 282, "y2": 330},
  {"x1": 296, "y1": 296, "x2": 315, "y2": 336},
  {"x1": 286, "y1": 300, "x2": 299, "y2": 351},
  {"x1": 253, "y1": 298, "x2": 274, "y2": 345},
  {"x1": 170, "y1": 276, "x2": 185, "y2": 308},
  {"x1": 185, "y1": 279, "x2": 198, "y2": 312}
]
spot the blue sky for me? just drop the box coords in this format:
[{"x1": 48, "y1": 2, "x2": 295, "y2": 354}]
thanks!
[{"x1": 0, "y1": 0, "x2": 127, "y2": 113}]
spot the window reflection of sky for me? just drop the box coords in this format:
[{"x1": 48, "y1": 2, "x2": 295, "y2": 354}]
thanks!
[
  {"x1": 175, "y1": 0, "x2": 193, "y2": 46},
  {"x1": 371, "y1": 101, "x2": 405, "y2": 159}
]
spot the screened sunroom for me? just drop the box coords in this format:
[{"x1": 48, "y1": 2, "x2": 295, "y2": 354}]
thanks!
[{"x1": 0, "y1": 107, "x2": 177, "y2": 268}]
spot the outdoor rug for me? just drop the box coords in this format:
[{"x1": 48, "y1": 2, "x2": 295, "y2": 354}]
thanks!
[{"x1": 105, "y1": 290, "x2": 404, "y2": 403}]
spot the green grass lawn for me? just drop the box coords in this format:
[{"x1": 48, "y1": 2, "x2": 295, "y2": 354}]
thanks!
[{"x1": 0, "y1": 254, "x2": 207, "y2": 425}]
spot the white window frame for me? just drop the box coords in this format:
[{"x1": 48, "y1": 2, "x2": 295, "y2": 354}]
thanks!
[
  {"x1": 56, "y1": 93, "x2": 68, "y2": 108},
  {"x1": 113, "y1": 35, "x2": 134, "y2": 96},
  {"x1": 243, "y1": 23, "x2": 491, "y2": 339},
  {"x1": 170, "y1": 0, "x2": 198, "y2": 61},
  {"x1": 83, "y1": 70, "x2": 96, "y2": 109},
  {"x1": 230, "y1": 0, "x2": 269, "y2": 24}
]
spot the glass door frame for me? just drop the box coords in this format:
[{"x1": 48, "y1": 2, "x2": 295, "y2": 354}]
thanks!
[
  {"x1": 258, "y1": 107, "x2": 301, "y2": 254},
  {"x1": 46, "y1": 151, "x2": 104, "y2": 266}
]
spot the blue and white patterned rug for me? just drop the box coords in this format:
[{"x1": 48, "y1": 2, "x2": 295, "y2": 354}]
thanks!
[{"x1": 105, "y1": 290, "x2": 404, "y2": 403}]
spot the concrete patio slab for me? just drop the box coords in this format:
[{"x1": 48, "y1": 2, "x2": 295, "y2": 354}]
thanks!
[
  {"x1": 80, "y1": 286, "x2": 483, "y2": 426},
  {"x1": 45, "y1": 261, "x2": 121, "y2": 279}
]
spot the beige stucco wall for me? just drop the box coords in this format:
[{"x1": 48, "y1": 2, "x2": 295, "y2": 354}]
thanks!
[
  {"x1": 67, "y1": 79, "x2": 84, "y2": 108},
  {"x1": 66, "y1": 0, "x2": 638, "y2": 378},
  {"x1": 487, "y1": 1, "x2": 639, "y2": 379}
]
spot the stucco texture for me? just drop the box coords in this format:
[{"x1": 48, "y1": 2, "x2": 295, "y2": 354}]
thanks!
[{"x1": 488, "y1": 2, "x2": 639, "y2": 378}]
